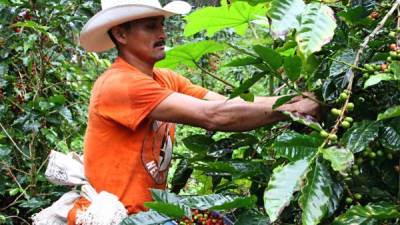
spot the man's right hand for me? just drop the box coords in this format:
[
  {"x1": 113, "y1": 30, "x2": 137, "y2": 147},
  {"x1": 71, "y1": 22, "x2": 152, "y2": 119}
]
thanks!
[{"x1": 278, "y1": 93, "x2": 321, "y2": 120}]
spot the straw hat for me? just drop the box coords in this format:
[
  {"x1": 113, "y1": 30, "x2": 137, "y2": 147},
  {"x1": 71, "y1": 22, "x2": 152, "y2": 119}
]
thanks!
[{"x1": 80, "y1": 0, "x2": 192, "y2": 52}]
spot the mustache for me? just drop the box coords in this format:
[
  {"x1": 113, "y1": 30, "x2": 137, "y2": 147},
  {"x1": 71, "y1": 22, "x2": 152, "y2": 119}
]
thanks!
[{"x1": 154, "y1": 40, "x2": 166, "y2": 47}]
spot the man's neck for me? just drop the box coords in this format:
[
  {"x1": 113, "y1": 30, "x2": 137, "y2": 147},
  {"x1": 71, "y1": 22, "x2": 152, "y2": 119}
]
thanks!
[{"x1": 119, "y1": 52, "x2": 154, "y2": 76}]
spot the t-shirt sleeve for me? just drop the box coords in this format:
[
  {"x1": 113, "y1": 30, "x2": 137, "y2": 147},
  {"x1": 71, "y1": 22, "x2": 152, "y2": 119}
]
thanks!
[
  {"x1": 165, "y1": 70, "x2": 208, "y2": 99},
  {"x1": 96, "y1": 71, "x2": 173, "y2": 130}
]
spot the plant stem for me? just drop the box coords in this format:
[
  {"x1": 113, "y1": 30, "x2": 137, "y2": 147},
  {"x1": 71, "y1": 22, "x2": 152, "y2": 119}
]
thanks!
[
  {"x1": 269, "y1": 75, "x2": 274, "y2": 96},
  {"x1": 320, "y1": 0, "x2": 400, "y2": 148},
  {"x1": 193, "y1": 60, "x2": 236, "y2": 89},
  {"x1": 326, "y1": 57, "x2": 366, "y2": 71},
  {"x1": 0, "y1": 122, "x2": 29, "y2": 158}
]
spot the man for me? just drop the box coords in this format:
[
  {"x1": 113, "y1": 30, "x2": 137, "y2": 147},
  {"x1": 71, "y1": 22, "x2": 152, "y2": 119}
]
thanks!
[{"x1": 68, "y1": 0, "x2": 319, "y2": 224}]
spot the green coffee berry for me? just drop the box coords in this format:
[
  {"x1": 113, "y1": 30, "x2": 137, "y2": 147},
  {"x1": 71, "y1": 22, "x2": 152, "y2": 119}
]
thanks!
[
  {"x1": 347, "y1": 103, "x2": 354, "y2": 111},
  {"x1": 331, "y1": 108, "x2": 341, "y2": 116},
  {"x1": 340, "y1": 92, "x2": 348, "y2": 101},
  {"x1": 341, "y1": 121, "x2": 351, "y2": 128},
  {"x1": 329, "y1": 134, "x2": 338, "y2": 141},
  {"x1": 344, "y1": 117, "x2": 353, "y2": 123},
  {"x1": 354, "y1": 193, "x2": 362, "y2": 200},
  {"x1": 320, "y1": 130, "x2": 329, "y2": 138}
]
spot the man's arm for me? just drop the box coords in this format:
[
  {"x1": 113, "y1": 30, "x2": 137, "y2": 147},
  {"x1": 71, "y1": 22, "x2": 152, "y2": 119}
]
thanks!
[{"x1": 149, "y1": 92, "x2": 319, "y2": 132}]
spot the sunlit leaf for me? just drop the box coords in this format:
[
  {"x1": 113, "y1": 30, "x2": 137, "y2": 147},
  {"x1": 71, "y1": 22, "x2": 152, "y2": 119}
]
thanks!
[
  {"x1": 156, "y1": 41, "x2": 226, "y2": 69},
  {"x1": 274, "y1": 131, "x2": 322, "y2": 161},
  {"x1": 184, "y1": 1, "x2": 267, "y2": 37},
  {"x1": 282, "y1": 111, "x2": 323, "y2": 131},
  {"x1": 377, "y1": 105, "x2": 400, "y2": 121},
  {"x1": 321, "y1": 146, "x2": 354, "y2": 174},
  {"x1": 341, "y1": 120, "x2": 381, "y2": 153},
  {"x1": 296, "y1": 3, "x2": 337, "y2": 58},
  {"x1": 332, "y1": 202, "x2": 400, "y2": 225},
  {"x1": 300, "y1": 160, "x2": 334, "y2": 225},
  {"x1": 380, "y1": 118, "x2": 400, "y2": 151},
  {"x1": 267, "y1": 0, "x2": 306, "y2": 38},
  {"x1": 364, "y1": 73, "x2": 399, "y2": 89},
  {"x1": 264, "y1": 159, "x2": 309, "y2": 222}
]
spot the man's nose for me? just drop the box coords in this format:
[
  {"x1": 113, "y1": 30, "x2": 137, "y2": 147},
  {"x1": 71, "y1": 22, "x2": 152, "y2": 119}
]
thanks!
[{"x1": 159, "y1": 27, "x2": 167, "y2": 40}]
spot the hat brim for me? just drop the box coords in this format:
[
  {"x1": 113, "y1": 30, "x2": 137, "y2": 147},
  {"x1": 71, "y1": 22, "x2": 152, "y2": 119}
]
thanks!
[{"x1": 80, "y1": 1, "x2": 191, "y2": 52}]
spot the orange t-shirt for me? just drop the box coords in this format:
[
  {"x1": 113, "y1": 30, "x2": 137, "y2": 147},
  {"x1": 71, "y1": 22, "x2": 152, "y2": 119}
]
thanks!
[{"x1": 68, "y1": 57, "x2": 207, "y2": 222}]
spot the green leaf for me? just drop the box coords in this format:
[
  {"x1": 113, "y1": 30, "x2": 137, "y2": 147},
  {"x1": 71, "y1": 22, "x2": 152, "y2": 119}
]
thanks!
[
  {"x1": 364, "y1": 73, "x2": 399, "y2": 88},
  {"x1": 253, "y1": 45, "x2": 283, "y2": 70},
  {"x1": 337, "y1": 6, "x2": 369, "y2": 25},
  {"x1": 194, "y1": 160, "x2": 265, "y2": 178},
  {"x1": 240, "y1": 92, "x2": 255, "y2": 102},
  {"x1": 296, "y1": 3, "x2": 337, "y2": 58},
  {"x1": 0, "y1": 143, "x2": 11, "y2": 156},
  {"x1": 272, "y1": 95, "x2": 297, "y2": 109},
  {"x1": 377, "y1": 105, "x2": 400, "y2": 121},
  {"x1": 264, "y1": 159, "x2": 309, "y2": 222},
  {"x1": 327, "y1": 182, "x2": 344, "y2": 217},
  {"x1": 49, "y1": 95, "x2": 65, "y2": 105},
  {"x1": 329, "y1": 49, "x2": 356, "y2": 78},
  {"x1": 184, "y1": 1, "x2": 267, "y2": 37},
  {"x1": 182, "y1": 134, "x2": 214, "y2": 152},
  {"x1": 59, "y1": 107, "x2": 73, "y2": 124},
  {"x1": 224, "y1": 56, "x2": 262, "y2": 67},
  {"x1": 143, "y1": 202, "x2": 185, "y2": 219},
  {"x1": 380, "y1": 118, "x2": 400, "y2": 151},
  {"x1": 390, "y1": 61, "x2": 400, "y2": 74},
  {"x1": 274, "y1": 131, "x2": 323, "y2": 161},
  {"x1": 341, "y1": 120, "x2": 381, "y2": 153},
  {"x1": 299, "y1": 160, "x2": 334, "y2": 225},
  {"x1": 267, "y1": 0, "x2": 306, "y2": 38},
  {"x1": 229, "y1": 72, "x2": 265, "y2": 99},
  {"x1": 351, "y1": 0, "x2": 376, "y2": 12},
  {"x1": 235, "y1": 210, "x2": 270, "y2": 225},
  {"x1": 211, "y1": 195, "x2": 256, "y2": 210},
  {"x1": 121, "y1": 210, "x2": 171, "y2": 225},
  {"x1": 171, "y1": 159, "x2": 193, "y2": 194},
  {"x1": 179, "y1": 194, "x2": 241, "y2": 210},
  {"x1": 332, "y1": 202, "x2": 400, "y2": 225},
  {"x1": 12, "y1": 21, "x2": 49, "y2": 32},
  {"x1": 229, "y1": 133, "x2": 258, "y2": 148},
  {"x1": 282, "y1": 111, "x2": 323, "y2": 131},
  {"x1": 155, "y1": 41, "x2": 226, "y2": 69},
  {"x1": 284, "y1": 55, "x2": 302, "y2": 81},
  {"x1": 150, "y1": 189, "x2": 180, "y2": 203},
  {"x1": 321, "y1": 146, "x2": 354, "y2": 174}
]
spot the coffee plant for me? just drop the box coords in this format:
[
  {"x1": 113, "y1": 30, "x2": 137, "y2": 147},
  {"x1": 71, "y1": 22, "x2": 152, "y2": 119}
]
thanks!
[
  {"x1": 1, "y1": 0, "x2": 400, "y2": 225},
  {"x1": 123, "y1": 0, "x2": 400, "y2": 224}
]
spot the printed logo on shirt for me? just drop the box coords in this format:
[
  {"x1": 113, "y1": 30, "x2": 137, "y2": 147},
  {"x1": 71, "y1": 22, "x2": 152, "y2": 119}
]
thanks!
[{"x1": 141, "y1": 121, "x2": 174, "y2": 184}]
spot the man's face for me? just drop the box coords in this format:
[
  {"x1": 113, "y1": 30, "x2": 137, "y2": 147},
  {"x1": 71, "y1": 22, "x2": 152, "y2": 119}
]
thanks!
[{"x1": 122, "y1": 16, "x2": 167, "y2": 64}]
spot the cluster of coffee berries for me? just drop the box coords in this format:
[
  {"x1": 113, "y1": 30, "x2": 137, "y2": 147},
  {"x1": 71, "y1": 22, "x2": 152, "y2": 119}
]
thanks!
[
  {"x1": 388, "y1": 43, "x2": 400, "y2": 62},
  {"x1": 368, "y1": 11, "x2": 379, "y2": 20},
  {"x1": 389, "y1": 27, "x2": 400, "y2": 38},
  {"x1": 345, "y1": 193, "x2": 363, "y2": 205},
  {"x1": 177, "y1": 209, "x2": 227, "y2": 225},
  {"x1": 12, "y1": 10, "x2": 32, "y2": 33}
]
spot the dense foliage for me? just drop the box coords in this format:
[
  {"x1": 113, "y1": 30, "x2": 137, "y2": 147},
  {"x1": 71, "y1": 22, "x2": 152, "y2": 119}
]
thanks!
[{"x1": 0, "y1": 0, "x2": 400, "y2": 225}]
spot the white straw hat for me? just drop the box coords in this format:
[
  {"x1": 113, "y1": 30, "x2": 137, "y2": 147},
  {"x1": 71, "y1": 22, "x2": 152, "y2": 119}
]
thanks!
[{"x1": 80, "y1": 0, "x2": 192, "y2": 52}]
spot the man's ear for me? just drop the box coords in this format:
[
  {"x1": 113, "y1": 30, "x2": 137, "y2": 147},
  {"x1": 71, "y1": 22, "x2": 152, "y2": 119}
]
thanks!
[{"x1": 110, "y1": 26, "x2": 128, "y2": 46}]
